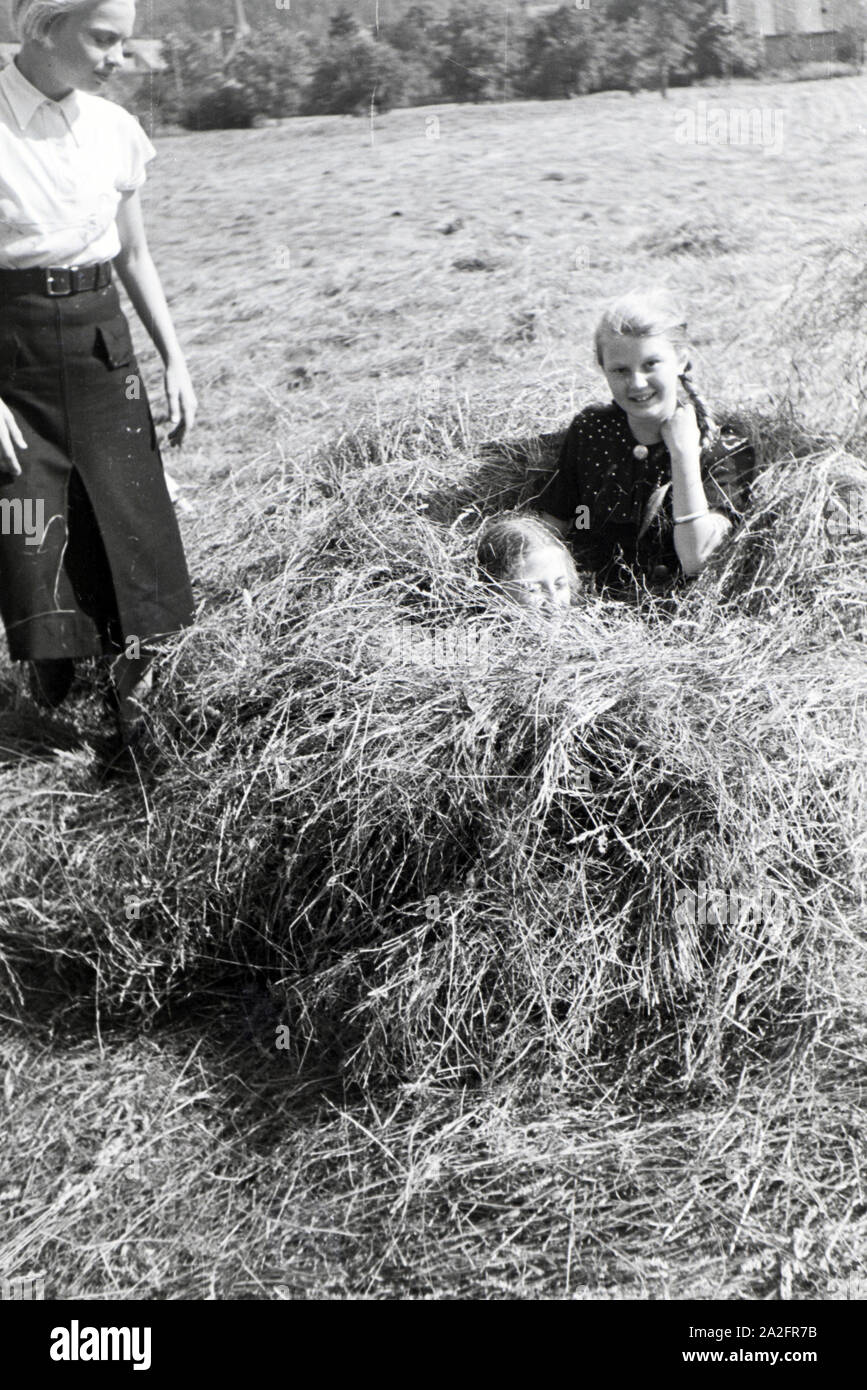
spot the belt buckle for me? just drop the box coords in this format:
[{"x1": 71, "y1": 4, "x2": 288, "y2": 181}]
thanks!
[{"x1": 45, "y1": 267, "x2": 73, "y2": 297}]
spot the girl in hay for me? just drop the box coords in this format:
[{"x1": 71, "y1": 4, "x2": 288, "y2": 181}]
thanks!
[
  {"x1": 477, "y1": 514, "x2": 583, "y2": 616},
  {"x1": 535, "y1": 289, "x2": 754, "y2": 593},
  {"x1": 0, "y1": 0, "x2": 195, "y2": 746}
]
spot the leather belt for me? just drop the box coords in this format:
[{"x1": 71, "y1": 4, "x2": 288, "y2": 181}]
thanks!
[{"x1": 0, "y1": 262, "x2": 113, "y2": 298}]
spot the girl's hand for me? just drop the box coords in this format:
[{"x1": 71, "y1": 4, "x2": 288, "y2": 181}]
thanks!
[
  {"x1": 165, "y1": 358, "x2": 198, "y2": 447},
  {"x1": 661, "y1": 401, "x2": 701, "y2": 463},
  {"x1": 0, "y1": 398, "x2": 26, "y2": 477}
]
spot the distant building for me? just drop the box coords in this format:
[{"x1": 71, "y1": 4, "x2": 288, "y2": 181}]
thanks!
[
  {"x1": 125, "y1": 39, "x2": 168, "y2": 76},
  {"x1": 726, "y1": 0, "x2": 829, "y2": 30},
  {"x1": 725, "y1": 1, "x2": 865, "y2": 61}
]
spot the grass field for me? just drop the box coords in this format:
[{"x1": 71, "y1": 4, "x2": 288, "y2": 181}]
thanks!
[{"x1": 0, "y1": 77, "x2": 866, "y2": 1301}]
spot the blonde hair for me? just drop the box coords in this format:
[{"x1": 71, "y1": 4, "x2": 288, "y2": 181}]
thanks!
[
  {"x1": 593, "y1": 288, "x2": 688, "y2": 366},
  {"x1": 477, "y1": 514, "x2": 581, "y2": 601},
  {"x1": 594, "y1": 289, "x2": 716, "y2": 446},
  {"x1": 13, "y1": 0, "x2": 109, "y2": 41}
]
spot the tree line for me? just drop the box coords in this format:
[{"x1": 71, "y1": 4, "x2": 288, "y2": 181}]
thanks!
[{"x1": 156, "y1": 1, "x2": 864, "y2": 130}]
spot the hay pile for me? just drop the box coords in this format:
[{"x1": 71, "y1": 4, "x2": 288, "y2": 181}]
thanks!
[
  {"x1": 0, "y1": 413, "x2": 864, "y2": 1097},
  {"x1": 780, "y1": 228, "x2": 867, "y2": 441}
]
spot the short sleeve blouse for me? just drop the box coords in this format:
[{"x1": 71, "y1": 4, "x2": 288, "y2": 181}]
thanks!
[
  {"x1": 534, "y1": 401, "x2": 754, "y2": 588},
  {"x1": 0, "y1": 59, "x2": 155, "y2": 270}
]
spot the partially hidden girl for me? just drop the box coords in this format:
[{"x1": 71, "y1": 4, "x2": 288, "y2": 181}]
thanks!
[
  {"x1": 535, "y1": 290, "x2": 754, "y2": 593},
  {"x1": 477, "y1": 514, "x2": 582, "y2": 617},
  {"x1": 0, "y1": 0, "x2": 196, "y2": 743}
]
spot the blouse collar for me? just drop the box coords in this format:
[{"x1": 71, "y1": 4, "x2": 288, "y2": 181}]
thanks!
[
  {"x1": 610, "y1": 400, "x2": 669, "y2": 460},
  {"x1": 0, "y1": 59, "x2": 80, "y2": 130}
]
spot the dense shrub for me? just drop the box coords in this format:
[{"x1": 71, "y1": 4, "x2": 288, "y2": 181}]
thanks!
[
  {"x1": 691, "y1": 12, "x2": 766, "y2": 79},
  {"x1": 145, "y1": 0, "x2": 782, "y2": 125},
  {"x1": 433, "y1": 3, "x2": 511, "y2": 103},
  {"x1": 160, "y1": 28, "x2": 223, "y2": 126},
  {"x1": 520, "y1": 5, "x2": 607, "y2": 99},
  {"x1": 183, "y1": 81, "x2": 257, "y2": 131},
  {"x1": 328, "y1": 6, "x2": 361, "y2": 40},
  {"x1": 161, "y1": 25, "x2": 312, "y2": 129},
  {"x1": 517, "y1": 0, "x2": 771, "y2": 99},
  {"x1": 596, "y1": 16, "x2": 656, "y2": 94},
  {"x1": 305, "y1": 32, "x2": 410, "y2": 116},
  {"x1": 382, "y1": 1, "x2": 442, "y2": 59},
  {"x1": 835, "y1": 24, "x2": 867, "y2": 65},
  {"x1": 381, "y1": 3, "x2": 446, "y2": 105},
  {"x1": 224, "y1": 25, "x2": 313, "y2": 120}
]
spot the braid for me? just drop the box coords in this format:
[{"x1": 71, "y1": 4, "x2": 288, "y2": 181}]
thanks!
[{"x1": 679, "y1": 371, "x2": 717, "y2": 452}]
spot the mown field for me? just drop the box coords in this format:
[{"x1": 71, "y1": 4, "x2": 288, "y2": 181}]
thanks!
[{"x1": 0, "y1": 77, "x2": 866, "y2": 1301}]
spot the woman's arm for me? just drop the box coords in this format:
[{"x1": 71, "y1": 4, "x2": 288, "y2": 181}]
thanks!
[
  {"x1": 0, "y1": 400, "x2": 26, "y2": 477},
  {"x1": 114, "y1": 191, "x2": 197, "y2": 445},
  {"x1": 662, "y1": 404, "x2": 731, "y2": 577}
]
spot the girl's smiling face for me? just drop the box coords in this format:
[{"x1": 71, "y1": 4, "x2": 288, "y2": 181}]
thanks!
[
  {"x1": 502, "y1": 545, "x2": 573, "y2": 614},
  {"x1": 44, "y1": 0, "x2": 135, "y2": 95},
  {"x1": 599, "y1": 332, "x2": 686, "y2": 436}
]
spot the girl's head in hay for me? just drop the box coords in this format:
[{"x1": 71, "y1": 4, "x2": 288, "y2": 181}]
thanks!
[
  {"x1": 477, "y1": 514, "x2": 580, "y2": 615},
  {"x1": 594, "y1": 288, "x2": 715, "y2": 446}
]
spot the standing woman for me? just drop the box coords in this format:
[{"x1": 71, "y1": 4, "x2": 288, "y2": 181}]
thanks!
[{"x1": 0, "y1": 0, "x2": 196, "y2": 742}]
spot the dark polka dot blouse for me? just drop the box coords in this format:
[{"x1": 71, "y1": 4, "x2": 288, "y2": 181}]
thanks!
[{"x1": 533, "y1": 400, "x2": 755, "y2": 591}]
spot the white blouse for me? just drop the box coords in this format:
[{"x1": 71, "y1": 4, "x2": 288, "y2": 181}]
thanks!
[{"x1": 0, "y1": 59, "x2": 155, "y2": 270}]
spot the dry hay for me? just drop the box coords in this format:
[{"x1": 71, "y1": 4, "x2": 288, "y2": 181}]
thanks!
[{"x1": 0, "y1": 409, "x2": 863, "y2": 1102}]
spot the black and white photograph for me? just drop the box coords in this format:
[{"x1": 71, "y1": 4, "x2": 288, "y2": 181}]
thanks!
[{"x1": 0, "y1": 0, "x2": 864, "y2": 1338}]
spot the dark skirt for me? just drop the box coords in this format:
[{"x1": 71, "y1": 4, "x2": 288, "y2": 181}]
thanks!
[{"x1": 0, "y1": 279, "x2": 194, "y2": 661}]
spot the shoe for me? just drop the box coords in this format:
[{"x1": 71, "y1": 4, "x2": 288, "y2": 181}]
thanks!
[
  {"x1": 114, "y1": 685, "x2": 152, "y2": 737},
  {"x1": 29, "y1": 659, "x2": 76, "y2": 709},
  {"x1": 95, "y1": 708, "x2": 157, "y2": 780}
]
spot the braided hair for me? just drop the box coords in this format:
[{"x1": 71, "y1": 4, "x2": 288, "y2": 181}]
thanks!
[
  {"x1": 678, "y1": 369, "x2": 717, "y2": 451},
  {"x1": 594, "y1": 289, "x2": 718, "y2": 452}
]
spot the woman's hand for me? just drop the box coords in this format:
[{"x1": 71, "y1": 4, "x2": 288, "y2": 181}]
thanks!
[
  {"x1": 116, "y1": 194, "x2": 198, "y2": 447},
  {"x1": 661, "y1": 401, "x2": 701, "y2": 463},
  {"x1": 165, "y1": 357, "x2": 197, "y2": 447},
  {"x1": 0, "y1": 398, "x2": 26, "y2": 477}
]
